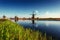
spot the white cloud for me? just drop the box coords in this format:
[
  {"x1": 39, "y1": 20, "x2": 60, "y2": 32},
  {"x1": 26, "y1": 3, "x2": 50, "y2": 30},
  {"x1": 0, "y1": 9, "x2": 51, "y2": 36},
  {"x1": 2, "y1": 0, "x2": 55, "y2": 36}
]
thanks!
[
  {"x1": 0, "y1": 10, "x2": 60, "y2": 18},
  {"x1": 36, "y1": 11, "x2": 60, "y2": 18},
  {"x1": 35, "y1": 10, "x2": 39, "y2": 14}
]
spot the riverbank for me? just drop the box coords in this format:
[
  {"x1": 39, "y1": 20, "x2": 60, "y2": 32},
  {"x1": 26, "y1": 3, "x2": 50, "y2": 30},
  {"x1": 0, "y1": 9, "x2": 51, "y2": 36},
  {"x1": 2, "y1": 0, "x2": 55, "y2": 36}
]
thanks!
[{"x1": 0, "y1": 19, "x2": 56, "y2": 40}]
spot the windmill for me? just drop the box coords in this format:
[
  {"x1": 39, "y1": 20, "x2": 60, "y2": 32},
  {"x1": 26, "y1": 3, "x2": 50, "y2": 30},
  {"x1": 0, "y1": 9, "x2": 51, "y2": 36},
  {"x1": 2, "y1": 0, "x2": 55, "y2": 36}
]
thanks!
[
  {"x1": 32, "y1": 11, "x2": 36, "y2": 20},
  {"x1": 15, "y1": 16, "x2": 18, "y2": 22},
  {"x1": 31, "y1": 11, "x2": 36, "y2": 24}
]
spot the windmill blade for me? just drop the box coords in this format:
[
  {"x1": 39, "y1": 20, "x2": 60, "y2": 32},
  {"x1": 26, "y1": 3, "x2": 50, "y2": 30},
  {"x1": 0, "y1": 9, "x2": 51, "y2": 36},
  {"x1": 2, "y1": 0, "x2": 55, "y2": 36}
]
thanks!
[
  {"x1": 30, "y1": 13, "x2": 36, "y2": 15},
  {"x1": 29, "y1": 11, "x2": 37, "y2": 15}
]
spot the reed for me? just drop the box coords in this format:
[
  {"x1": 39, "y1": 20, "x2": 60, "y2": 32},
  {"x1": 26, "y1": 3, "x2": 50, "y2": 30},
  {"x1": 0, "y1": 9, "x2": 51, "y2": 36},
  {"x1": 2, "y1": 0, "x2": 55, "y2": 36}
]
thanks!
[{"x1": 0, "y1": 19, "x2": 53, "y2": 40}]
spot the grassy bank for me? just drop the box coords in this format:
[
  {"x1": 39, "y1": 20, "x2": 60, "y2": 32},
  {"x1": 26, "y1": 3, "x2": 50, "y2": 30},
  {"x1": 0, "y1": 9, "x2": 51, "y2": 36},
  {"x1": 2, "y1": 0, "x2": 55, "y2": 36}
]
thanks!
[{"x1": 0, "y1": 19, "x2": 53, "y2": 40}]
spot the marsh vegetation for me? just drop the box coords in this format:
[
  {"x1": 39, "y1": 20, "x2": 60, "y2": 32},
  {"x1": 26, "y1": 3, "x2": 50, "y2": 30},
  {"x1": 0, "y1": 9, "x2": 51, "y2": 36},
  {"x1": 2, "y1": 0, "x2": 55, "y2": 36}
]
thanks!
[{"x1": 0, "y1": 19, "x2": 54, "y2": 40}]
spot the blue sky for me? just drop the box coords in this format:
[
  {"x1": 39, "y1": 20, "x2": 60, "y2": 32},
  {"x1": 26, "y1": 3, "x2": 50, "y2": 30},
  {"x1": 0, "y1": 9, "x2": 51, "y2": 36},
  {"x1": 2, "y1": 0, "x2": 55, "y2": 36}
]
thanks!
[{"x1": 0, "y1": 0, "x2": 60, "y2": 18}]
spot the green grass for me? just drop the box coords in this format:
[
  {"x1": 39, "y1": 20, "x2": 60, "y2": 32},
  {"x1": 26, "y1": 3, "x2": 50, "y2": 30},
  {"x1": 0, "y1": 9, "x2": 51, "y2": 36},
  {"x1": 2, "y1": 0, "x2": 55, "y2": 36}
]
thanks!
[{"x1": 0, "y1": 19, "x2": 53, "y2": 40}]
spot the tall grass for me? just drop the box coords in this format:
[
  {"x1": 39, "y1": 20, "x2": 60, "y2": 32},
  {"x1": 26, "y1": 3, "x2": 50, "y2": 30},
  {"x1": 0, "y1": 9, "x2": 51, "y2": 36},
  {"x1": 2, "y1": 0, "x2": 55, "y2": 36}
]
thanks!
[{"x1": 0, "y1": 19, "x2": 53, "y2": 40}]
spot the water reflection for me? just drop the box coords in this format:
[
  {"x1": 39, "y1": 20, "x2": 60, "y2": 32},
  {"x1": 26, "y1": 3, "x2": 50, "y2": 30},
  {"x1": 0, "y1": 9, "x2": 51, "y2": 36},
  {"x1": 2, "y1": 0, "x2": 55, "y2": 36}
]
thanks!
[{"x1": 17, "y1": 20, "x2": 60, "y2": 39}]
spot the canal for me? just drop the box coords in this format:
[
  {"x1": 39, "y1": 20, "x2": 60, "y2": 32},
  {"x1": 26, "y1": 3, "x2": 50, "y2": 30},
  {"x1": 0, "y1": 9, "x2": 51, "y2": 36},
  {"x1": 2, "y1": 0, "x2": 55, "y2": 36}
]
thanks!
[{"x1": 17, "y1": 20, "x2": 60, "y2": 40}]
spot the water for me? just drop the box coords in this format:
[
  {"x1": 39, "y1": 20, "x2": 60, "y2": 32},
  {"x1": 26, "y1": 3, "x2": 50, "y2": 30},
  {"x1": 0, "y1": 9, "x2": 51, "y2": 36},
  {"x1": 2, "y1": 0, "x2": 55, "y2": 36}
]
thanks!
[{"x1": 17, "y1": 20, "x2": 60, "y2": 39}]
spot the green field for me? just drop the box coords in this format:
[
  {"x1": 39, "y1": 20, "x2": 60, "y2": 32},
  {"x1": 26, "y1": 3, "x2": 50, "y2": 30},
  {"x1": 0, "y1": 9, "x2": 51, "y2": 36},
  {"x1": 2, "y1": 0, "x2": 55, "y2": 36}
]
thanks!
[{"x1": 0, "y1": 19, "x2": 53, "y2": 40}]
